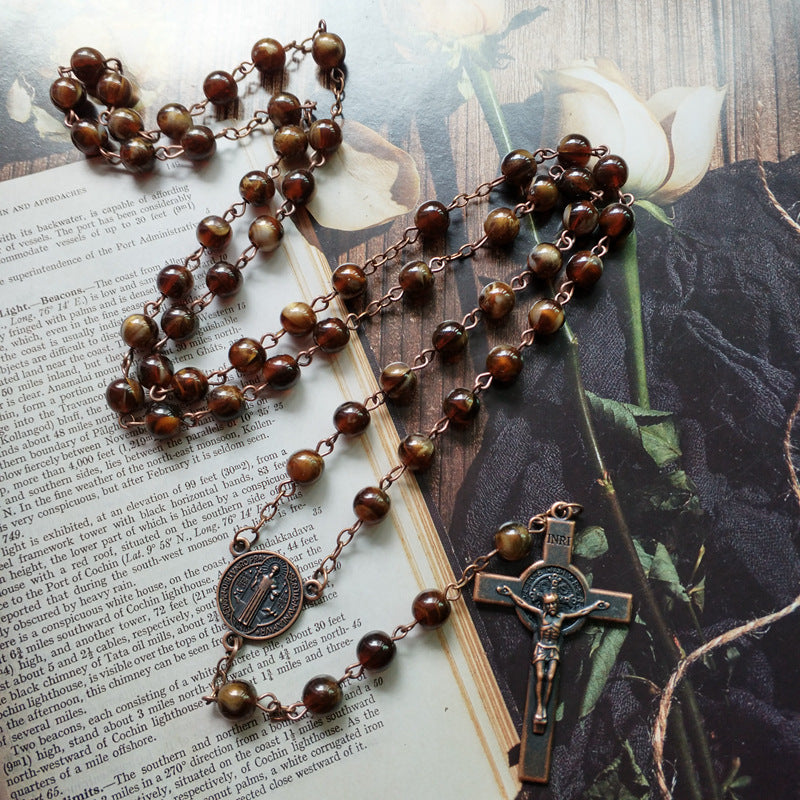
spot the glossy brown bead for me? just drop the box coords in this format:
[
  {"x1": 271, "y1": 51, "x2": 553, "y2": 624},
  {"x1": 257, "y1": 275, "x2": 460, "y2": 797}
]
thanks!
[
  {"x1": 494, "y1": 521, "x2": 532, "y2": 561},
  {"x1": 239, "y1": 171, "x2": 275, "y2": 206},
  {"x1": 557, "y1": 133, "x2": 592, "y2": 167},
  {"x1": 302, "y1": 675, "x2": 342, "y2": 714},
  {"x1": 251, "y1": 38, "x2": 285, "y2": 73},
  {"x1": 281, "y1": 169, "x2": 315, "y2": 205},
  {"x1": 357, "y1": 631, "x2": 396, "y2": 672},
  {"x1": 308, "y1": 119, "x2": 342, "y2": 153},
  {"x1": 313, "y1": 317, "x2": 350, "y2": 353},
  {"x1": 528, "y1": 298, "x2": 565, "y2": 335},
  {"x1": 197, "y1": 216, "x2": 232, "y2": 250},
  {"x1": 432, "y1": 320, "x2": 468, "y2": 361},
  {"x1": 172, "y1": 368, "x2": 208, "y2": 404},
  {"x1": 398, "y1": 433, "x2": 435, "y2": 471},
  {"x1": 484, "y1": 207, "x2": 520, "y2": 246},
  {"x1": 157, "y1": 265, "x2": 193, "y2": 300},
  {"x1": 598, "y1": 203, "x2": 635, "y2": 239},
  {"x1": 527, "y1": 242, "x2": 563, "y2": 279},
  {"x1": 181, "y1": 125, "x2": 217, "y2": 161},
  {"x1": 594, "y1": 154, "x2": 629, "y2": 190},
  {"x1": 206, "y1": 262, "x2": 242, "y2": 297},
  {"x1": 95, "y1": 70, "x2": 134, "y2": 107},
  {"x1": 486, "y1": 345, "x2": 523, "y2": 384},
  {"x1": 120, "y1": 314, "x2": 159, "y2": 350},
  {"x1": 399, "y1": 261, "x2": 434, "y2": 298},
  {"x1": 120, "y1": 137, "x2": 156, "y2": 174},
  {"x1": 207, "y1": 385, "x2": 245, "y2": 421},
  {"x1": 137, "y1": 353, "x2": 174, "y2": 389},
  {"x1": 443, "y1": 388, "x2": 480, "y2": 425},
  {"x1": 50, "y1": 77, "x2": 85, "y2": 111},
  {"x1": 248, "y1": 215, "x2": 283, "y2": 252},
  {"x1": 157, "y1": 103, "x2": 192, "y2": 140},
  {"x1": 332, "y1": 263, "x2": 367, "y2": 300},
  {"x1": 107, "y1": 108, "x2": 143, "y2": 142},
  {"x1": 267, "y1": 92, "x2": 302, "y2": 127},
  {"x1": 566, "y1": 251, "x2": 604, "y2": 289},
  {"x1": 281, "y1": 302, "x2": 316, "y2": 337},
  {"x1": 562, "y1": 200, "x2": 599, "y2": 236},
  {"x1": 228, "y1": 338, "x2": 266, "y2": 373},
  {"x1": 145, "y1": 404, "x2": 182, "y2": 439},
  {"x1": 262, "y1": 354, "x2": 300, "y2": 390},
  {"x1": 312, "y1": 32, "x2": 346, "y2": 68},
  {"x1": 527, "y1": 175, "x2": 560, "y2": 212},
  {"x1": 557, "y1": 167, "x2": 595, "y2": 200},
  {"x1": 105, "y1": 377, "x2": 144, "y2": 413},
  {"x1": 216, "y1": 680, "x2": 258, "y2": 721},
  {"x1": 412, "y1": 590, "x2": 451, "y2": 630},
  {"x1": 379, "y1": 362, "x2": 417, "y2": 404},
  {"x1": 70, "y1": 47, "x2": 105, "y2": 90},
  {"x1": 203, "y1": 70, "x2": 238, "y2": 105},
  {"x1": 333, "y1": 401, "x2": 370, "y2": 436},
  {"x1": 414, "y1": 201, "x2": 450, "y2": 238},
  {"x1": 353, "y1": 486, "x2": 391, "y2": 524},
  {"x1": 500, "y1": 149, "x2": 536, "y2": 187},
  {"x1": 286, "y1": 449, "x2": 324, "y2": 484},
  {"x1": 161, "y1": 306, "x2": 198, "y2": 341},
  {"x1": 273, "y1": 125, "x2": 307, "y2": 159},
  {"x1": 70, "y1": 120, "x2": 108, "y2": 156},
  {"x1": 479, "y1": 281, "x2": 515, "y2": 321}
]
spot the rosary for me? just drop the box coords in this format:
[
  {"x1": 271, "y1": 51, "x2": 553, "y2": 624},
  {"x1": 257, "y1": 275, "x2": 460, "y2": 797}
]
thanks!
[{"x1": 54, "y1": 23, "x2": 634, "y2": 784}]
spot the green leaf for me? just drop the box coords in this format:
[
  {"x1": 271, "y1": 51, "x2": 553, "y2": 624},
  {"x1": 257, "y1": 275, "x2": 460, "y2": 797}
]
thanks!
[
  {"x1": 579, "y1": 624, "x2": 629, "y2": 718},
  {"x1": 500, "y1": 7, "x2": 548, "y2": 39},
  {"x1": 649, "y1": 543, "x2": 690, "y2": 603},
  {"x1": 583, "y1": 740, "x2": 650, "y2": 799},
  {"x1": 689, "y1": 575, "x2": 706, "y2": 613},
  {"x1": 639, "y1": 418, "x2": 682, "y2": 467},
  {"x1": 635, "y1": 199, "x2": 674, "y2": 227},
  {"x1": 574, "y1": 525, "x2": 609, "y2": 559}
]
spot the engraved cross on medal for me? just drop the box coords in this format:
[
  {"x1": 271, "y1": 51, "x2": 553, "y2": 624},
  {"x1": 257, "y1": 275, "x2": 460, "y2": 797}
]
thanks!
[{"x1": 474, "y1": 514, "x2": 632, "y2": 783}]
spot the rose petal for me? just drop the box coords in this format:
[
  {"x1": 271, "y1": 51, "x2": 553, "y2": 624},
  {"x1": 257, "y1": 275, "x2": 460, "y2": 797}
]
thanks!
[
  {"x1": 6, "y1": 77, "x2": 32, "y2": 123},
  {"x1": 414, "y1": 0, "x2": 505, "y2": 39},
  {"x1": 32, "y1": 107, "x2": 69, "y2": 141}
]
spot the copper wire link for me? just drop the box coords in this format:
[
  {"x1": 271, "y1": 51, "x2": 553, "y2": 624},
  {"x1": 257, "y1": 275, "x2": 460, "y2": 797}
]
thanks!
[{"x1": 444, "y1": 549, "x2": 499, "y2": 602}]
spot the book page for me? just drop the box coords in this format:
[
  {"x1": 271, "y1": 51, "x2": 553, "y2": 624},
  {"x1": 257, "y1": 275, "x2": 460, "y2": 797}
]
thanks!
[{"x1": 0, "y1": 141, "x2": 518, "y2": 799}]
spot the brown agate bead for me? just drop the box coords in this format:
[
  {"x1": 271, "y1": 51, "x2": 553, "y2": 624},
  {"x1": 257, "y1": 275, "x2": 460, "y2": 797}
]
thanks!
[
  {"x1": 208, "y1": 385, "x2": 245, "y2": 421},
  {"x1": 281, "y1": 169, "x2": 315, "y2": 205},
  {"x1": 138, "y1": 353, "x2": 174, "y2": 389},
  {"x1": 161, "y1": 306, "x2": 198, "y2": 341},
  {"x1": 70, "y1": 47, "x2": 105, "y2": 90},
  {"x1": 262, "y1": 354, "x2": 300, "y2": 390},
  {"x1": 273, "y1": 125, "x2": 308, "y2": 159},
  {"x1": 287, "y1": 450, "x2": 324, "y2": 484},
  {"x1": 120, "y1": 314, "x2": 159, "y2": 350},
  {"x1": 443, "y1": 388, "x2": 480, "y2": 425},
  {"x1": 557, "y1": 133, "x2": 592, "y2": 167},
  {"x1": 313, "y1": 317, "x2": 350, "y2": 353},
  {"x1": 157, "y1": 265, "x2": 193, "y2": 300},
  {"x1": 172, "y1": 367, "x2": 208, "y2": 404},
  {"x1": 106, "y1": 377, "x2": 145, "y2": 413},
  {"x1": 206, "y1": 262, "x2": 242, "y2": 297},
  {"x1": 432, "y1": 320, "x2": 468, "y2": 361},
  {"x1": 594, "y1": 154, "x2": 628, "y2": 190},
  {"x1": 398, "y1": 433, "x2": 435, "y2": 471},
  {"x1": 557, "y1": 167, "x2": 595, "y2": 200},
  {"x1": 353, "y1": 486, "x2": 391, "y2": 524},
  {"x1": 399, "y1": 261, "x2": 433, "y2": 298},
  {"x1": 50, "y1": 77, "x2": 85, "y2": 111},
  {"x1": 107, "y1": 108, "x2": 143, "y2": 142},
  {"x1": 527, "y1": 242, "x2": 563, "y2": 279},
  {"x1": 412, "y1": 590, "x2": 451, "y2": 629},
  {"x1": 527, "y1": 175, "x2": 560, "y2": 212},
  {"x1": 332, "y1": 263, "x2": 367, "y2": 300},
  {"x1": 312, "y1": 32, "x2": 346, "y2": 69},
  {"x1": 157, "y1": 103, "x2": 192, "y2": 140},
  {"x1": 479, "y1": 281, "x2": 515, "y2": 320},
  {"x1": 486, "y1": 345, "x2": 523, "y2": 384},
  {"x1": 95, "y1": 70, "x2": 134, "y2": 107},
  {"x1": 181, "y1": 125, "x2": 217, "y2": 161},
  {"x1": 197, "y1": 215, "x2": 232, "y2": 250},
  {"x1": 562, "y1": 200, "x2": 599, "y2": 236},
  {"x1": 566, "y1": 251, "x2": 604, "y2": 289},
  {"x1": 528, "y1": 298, "x2": 565, "y2": 335},
  {"x1": 145, "y1": 404, "x2": 182, "y2": 439},
  {"x1": 308, "y1": 119, "x2": 342, "y2": 153},
  {"x1": 598, "y1": 203, "x2": 635, "y2": 239},
  {"x1": 484, "y1": 207, "x2": 520, "y2": 246},
  {"x1": 239, "y1": 171, "x2": 275, "y2": 206},
  {"x1": 120, "y1": 137, "x2": 155, "y2": 174},
  {"x1": 380, "y1": 362, "x2": 417, "y2": 404},
  {"x1": 280, "y1": 302, "x2": 316, "y2": 337},
  {"x1": 229, "y1": 338, "x2": 266, "y2": 373},
  {"x1": 356, "y1": 631, "x2": 396, "y2": 672},
  {"x1": 248, "y1": 215, "x2": 283, "y2": 252},
  {"x1": 302, "y1": 675, "x2": 342, "y2": 714},
  {"x1": 333, "y1": 401, "x2": 370, "y2": 436},
  {"x1": 252, "y1": 38, "x2": 285, "y2": 73},
  {"x1": 70, "y1": 120, "x2": 108, "y2": 156},
  {"x1": 203, "y1": 71, "x2": 237, "y2": 106},
  {"x1": 414, "y1": 201, "x2": 450, "y2": 238},
  {"x1": 216, "y1": 680, "x2": 258, "y2": 721},
  {"x1": 501, "y1": 149, "x2": 536, "y2": 187},
  {"x1": 494, "y1": 521, "x2": 532, "y2": 561},
  {"x1": 267, "y1": 92, "x2": 302, "y2": 127}
]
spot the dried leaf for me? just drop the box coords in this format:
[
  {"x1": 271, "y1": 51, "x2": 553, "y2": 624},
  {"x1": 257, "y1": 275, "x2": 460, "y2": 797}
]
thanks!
[
  {"x1": 574, "y1": 525, "x2": 609, "y2": 559},
  {"x1": 579, "y1": 624, "x2": 628, "y2": 718},
  {"x1": 6, "y1": 77, "x2": 33, "y2": 123}
]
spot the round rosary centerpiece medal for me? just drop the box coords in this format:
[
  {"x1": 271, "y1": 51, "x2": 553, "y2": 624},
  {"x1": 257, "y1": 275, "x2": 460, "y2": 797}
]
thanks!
[{"x1": 216, "y1": 551, "x2": 303, "y2": 640}]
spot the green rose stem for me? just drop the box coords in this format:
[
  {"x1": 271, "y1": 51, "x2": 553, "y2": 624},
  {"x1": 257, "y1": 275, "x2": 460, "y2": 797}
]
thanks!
[{"x1": 619, "y1": 229, "x2": 651, "y2": 408}]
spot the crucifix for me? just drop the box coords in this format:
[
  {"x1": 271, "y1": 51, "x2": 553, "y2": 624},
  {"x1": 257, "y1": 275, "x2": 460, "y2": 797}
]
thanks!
[{"x1": 474, "y1": 513, "x2": 632, "y2": 783}]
